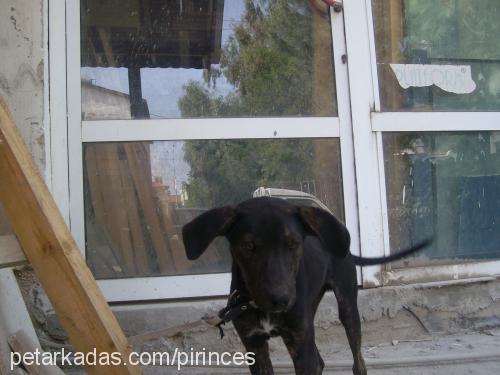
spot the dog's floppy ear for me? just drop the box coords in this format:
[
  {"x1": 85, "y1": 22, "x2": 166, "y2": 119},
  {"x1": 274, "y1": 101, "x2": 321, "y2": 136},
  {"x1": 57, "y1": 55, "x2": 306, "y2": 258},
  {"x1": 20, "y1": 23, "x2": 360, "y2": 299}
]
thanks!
[
  {"x1": 298, "y1": 207, "x2": 350, "y2": 258},
  {"x1": 182, "y1": 206, "x2": 236, "y2": 260}
]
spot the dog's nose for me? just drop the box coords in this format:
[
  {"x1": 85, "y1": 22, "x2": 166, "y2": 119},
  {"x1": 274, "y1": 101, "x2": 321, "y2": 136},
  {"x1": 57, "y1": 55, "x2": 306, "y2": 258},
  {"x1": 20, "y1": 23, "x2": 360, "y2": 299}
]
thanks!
[{"x1": 270, "y1": 294, "x2": 290, "y2": 310}]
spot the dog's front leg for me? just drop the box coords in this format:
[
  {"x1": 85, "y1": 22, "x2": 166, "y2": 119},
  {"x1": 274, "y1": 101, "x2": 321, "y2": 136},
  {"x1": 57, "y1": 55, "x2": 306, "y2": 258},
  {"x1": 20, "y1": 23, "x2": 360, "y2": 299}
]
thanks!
[
  {"x1": 282, "y1": 325, "x2": 324, "y2": 375},
  {"x1": 243, "y1": 337, "x2": 274, "y2": 375},
  {"x1": 233, "y1": 319, "x2": 274, "y2": 375}
]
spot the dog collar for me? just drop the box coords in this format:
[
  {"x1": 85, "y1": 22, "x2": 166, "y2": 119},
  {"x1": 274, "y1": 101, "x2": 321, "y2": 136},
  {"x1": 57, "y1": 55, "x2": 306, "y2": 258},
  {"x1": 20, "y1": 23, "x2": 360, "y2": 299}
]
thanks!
[{"x1": 215, "y1": 290, "x2": 255, "y2": 339}]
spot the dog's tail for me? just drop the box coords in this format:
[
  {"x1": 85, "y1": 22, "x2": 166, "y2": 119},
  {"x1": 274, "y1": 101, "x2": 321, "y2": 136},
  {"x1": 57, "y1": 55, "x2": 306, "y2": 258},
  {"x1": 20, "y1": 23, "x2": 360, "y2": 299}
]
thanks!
[{"x1": 351, "y1": 238, "x2": 433, "y2": 266}]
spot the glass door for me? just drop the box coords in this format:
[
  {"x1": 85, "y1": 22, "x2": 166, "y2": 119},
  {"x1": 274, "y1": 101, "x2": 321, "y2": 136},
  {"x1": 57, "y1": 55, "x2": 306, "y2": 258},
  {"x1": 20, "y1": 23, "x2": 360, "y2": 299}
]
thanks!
[{"x1": 65, "y1": 0, "x2": 359, "y2": 301}]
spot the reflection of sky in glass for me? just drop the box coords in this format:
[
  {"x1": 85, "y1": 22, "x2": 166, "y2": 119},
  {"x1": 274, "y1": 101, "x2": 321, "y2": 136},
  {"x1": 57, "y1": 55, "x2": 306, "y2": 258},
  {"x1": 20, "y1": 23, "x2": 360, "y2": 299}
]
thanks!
[
  {"x1": 81, "y1": 1, "x2": 246, "y2": 118},
  {"x1": 150, "y1": 141, "x2": 189, "y2": 196},
  {"x1": 81, "y1": 67, "x2": 129, "y2": 95}
]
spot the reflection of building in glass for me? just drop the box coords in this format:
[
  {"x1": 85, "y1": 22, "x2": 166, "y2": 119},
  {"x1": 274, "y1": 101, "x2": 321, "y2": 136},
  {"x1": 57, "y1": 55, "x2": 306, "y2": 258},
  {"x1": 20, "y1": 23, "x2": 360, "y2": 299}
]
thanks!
[
  {"x1": 152, "y1": 176, "x2": 182, "y2": 209},
  {"x1": 150, "y1": 141, "x2": 190, "y2": 202},
  {"x1": 81, "y1": 0, "x2": 224, "y2": 69},
  {"x1": 81, "y1": 79, "x2": 149, "y2": 120},
  {"x1": 81, "y1": 0, "x2": 224, "y2": 118}
]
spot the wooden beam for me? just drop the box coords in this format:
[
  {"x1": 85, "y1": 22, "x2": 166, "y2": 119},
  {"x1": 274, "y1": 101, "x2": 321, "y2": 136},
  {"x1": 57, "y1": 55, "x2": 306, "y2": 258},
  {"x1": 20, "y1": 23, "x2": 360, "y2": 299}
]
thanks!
[
  {"x1": 0, "y1": 97, "x2": 141, "y2": 375},
  {"x1": 8, "y1": 330, "x2": 64, "y2": 375},
  {"x1": 0, "y1": 235, "x2": 28, "y2": 269}
]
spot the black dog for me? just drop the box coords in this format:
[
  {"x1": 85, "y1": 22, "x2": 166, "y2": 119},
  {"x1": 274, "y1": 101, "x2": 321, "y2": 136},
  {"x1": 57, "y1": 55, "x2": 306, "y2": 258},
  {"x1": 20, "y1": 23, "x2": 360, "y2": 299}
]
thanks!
[{"x1": 182, "y1": 197, "x2": 430, "y2": 375}]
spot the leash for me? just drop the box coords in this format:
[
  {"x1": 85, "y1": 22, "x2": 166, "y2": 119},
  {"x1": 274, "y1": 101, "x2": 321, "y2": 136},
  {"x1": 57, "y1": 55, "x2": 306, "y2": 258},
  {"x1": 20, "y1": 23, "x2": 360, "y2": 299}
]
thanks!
[{"x1": 128, "y1": 290, "x2": 255, "y2": 344}]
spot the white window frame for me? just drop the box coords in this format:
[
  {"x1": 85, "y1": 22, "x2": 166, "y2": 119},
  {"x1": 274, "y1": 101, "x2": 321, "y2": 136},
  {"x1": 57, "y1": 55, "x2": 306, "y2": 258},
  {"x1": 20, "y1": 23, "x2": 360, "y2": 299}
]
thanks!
[
  {"x1": 345, "y1": 0, "x2": 500, "y2": 286},
  {"x1": 51, "y1": 0, "x2": 360, "y2": 302}
]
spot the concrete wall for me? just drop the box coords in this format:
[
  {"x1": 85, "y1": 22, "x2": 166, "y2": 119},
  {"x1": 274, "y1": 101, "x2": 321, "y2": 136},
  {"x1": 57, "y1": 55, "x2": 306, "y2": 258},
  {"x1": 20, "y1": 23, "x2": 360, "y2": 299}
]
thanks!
[
  {"x1": 0, "y1": 0, "x2": 45, "y2": 174},
  {"x1": 0, "y1": 0, "x2": 48, "y2": 351},
  {"x1": 0, "y1": 0, "x2": 45, "y2": 236}
]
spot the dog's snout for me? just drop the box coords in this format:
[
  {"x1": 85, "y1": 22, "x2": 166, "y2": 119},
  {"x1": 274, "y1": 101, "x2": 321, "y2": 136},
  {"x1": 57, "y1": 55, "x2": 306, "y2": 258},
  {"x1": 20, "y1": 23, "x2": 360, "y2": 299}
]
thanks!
[{"x1": 270, "y1": 294, "x2": 290, "y2": 310}]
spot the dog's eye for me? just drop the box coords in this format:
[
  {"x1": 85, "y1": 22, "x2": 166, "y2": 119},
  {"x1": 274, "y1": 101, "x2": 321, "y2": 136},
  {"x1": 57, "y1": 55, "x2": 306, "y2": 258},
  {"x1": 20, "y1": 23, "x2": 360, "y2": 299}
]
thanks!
[
  {"x1": 287, "y1": 239, "x2": 299, "y2": 250},
  {"x1": 241, "y1": 241, "x2": 255, "y2": 252}
]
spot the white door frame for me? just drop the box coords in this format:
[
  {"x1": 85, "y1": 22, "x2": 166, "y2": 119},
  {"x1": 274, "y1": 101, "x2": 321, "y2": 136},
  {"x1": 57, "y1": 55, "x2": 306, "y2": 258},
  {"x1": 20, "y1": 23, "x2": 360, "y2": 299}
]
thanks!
[
  {"x1": 52, "y1": 1, "x2": 360, "y2": 302},
  {"x1": 343, "y1": 0, "x2": 386, "y2": 287},
  {"x1": 48, "y1": 0, "x2": 70, "y2": 224}
]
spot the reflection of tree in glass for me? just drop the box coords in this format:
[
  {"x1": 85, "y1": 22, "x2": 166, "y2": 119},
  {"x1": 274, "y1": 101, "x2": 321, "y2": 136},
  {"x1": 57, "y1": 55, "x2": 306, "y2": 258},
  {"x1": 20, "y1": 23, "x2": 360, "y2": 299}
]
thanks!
[
  {"x1": 179, "y1": 0, "x2": 314, "y2": 117},
  {"x1": 404, "y1": 0, "x2": 500, "y2": 110},
  {"x1": 183, "y1": 139, "x2": 314, "y2": 207},
  {"x1": 405, "y1": 0, "x2": 500, "y2": 61},
  {"x1": 179, "y1": 0, "x2": 318, "y2": 207}
]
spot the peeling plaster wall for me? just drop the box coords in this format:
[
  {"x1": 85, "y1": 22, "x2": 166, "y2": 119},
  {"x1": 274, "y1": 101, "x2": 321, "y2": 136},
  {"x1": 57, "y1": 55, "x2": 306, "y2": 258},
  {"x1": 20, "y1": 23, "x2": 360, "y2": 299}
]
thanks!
[
  {"x1": 0, "y1": 0, "x2": 45, "y2": 173},
  {"x1": 0, "y1": 0, "x2": 45, "y2": 235},
  {"x1": 0, "y1": 0, "x2": 47, "y2": 345}
]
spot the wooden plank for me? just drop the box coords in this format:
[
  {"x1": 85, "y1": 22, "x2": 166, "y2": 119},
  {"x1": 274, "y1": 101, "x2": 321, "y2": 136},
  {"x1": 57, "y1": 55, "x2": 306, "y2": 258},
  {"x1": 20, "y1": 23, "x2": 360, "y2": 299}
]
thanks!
[
  {"x1": 0, "y1": 97, "x2": 141, "y2": 375},
  {"x1": 85, "y1": 144, "x2": 133, "y2": 276},
  {"x1": 83, "y1": 145, "x2": 107, "y2": 231},
  {"x1": 8, "y1": 330, "x2": 64, "y2": 375},
  {"x1": 0, "y1": 235, "x2": 28, "y2": 268},
  {"x1": 118, "y1": 156, "x2": 150, "y2": 275},
  {"x1": 0, "y1": 268, "x2": 41, "y2": 375},
  {"x1": 159, "y1": 203, "x2": 191, "y2": 272},
  {"x1": 103, "y1": 145, "x2": 137, "y2": 276},
  {"x1": 124, "y1": 144, "x2": 175, "y2": 273},
  {"x1": 97, "y1": 144, "x2": 135, "y2": 275},
  {"x1": 84, "y1": 145, "x2": 125, "y2": 277}
]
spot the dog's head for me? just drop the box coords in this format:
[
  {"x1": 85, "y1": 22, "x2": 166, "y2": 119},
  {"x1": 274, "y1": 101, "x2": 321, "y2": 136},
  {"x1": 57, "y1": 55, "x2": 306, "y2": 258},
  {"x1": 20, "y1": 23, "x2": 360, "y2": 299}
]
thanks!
[{"x1": 182, "y1": 197, "x2": 350, "y2": 313}]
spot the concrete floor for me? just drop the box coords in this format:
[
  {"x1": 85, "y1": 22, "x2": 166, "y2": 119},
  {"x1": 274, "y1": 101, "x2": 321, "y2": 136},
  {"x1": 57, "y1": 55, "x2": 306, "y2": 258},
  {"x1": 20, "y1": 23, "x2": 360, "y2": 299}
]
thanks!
[
  {"x1": 139, "y1": 329, "x2": 500, "y2": 374},
  {"x1": 52, "y1": 278, "x2": 500, "y2": 374}
]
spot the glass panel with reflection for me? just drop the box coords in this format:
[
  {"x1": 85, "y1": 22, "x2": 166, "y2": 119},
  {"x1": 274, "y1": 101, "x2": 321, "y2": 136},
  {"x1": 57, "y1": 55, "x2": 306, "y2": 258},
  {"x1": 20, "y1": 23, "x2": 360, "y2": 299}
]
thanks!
[
  {"x1": 373, "y1": 0, "x2": 500, "y2": 111},
  {"x1": 80, "y1": 0, "x2": 338, "y2": 120},
  {"x1": 384, "y1": 131, "x2": 500, "y2": 267},
  {"x1": 83, "y1": 138, "x2": 343, "y2": 279}
]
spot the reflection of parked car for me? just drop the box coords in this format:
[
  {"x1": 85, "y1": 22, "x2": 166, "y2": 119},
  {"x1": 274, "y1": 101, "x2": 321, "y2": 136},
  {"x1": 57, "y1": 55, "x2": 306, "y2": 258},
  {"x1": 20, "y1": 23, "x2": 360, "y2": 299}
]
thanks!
[{"x1": 252, "y1": 187, "x2": 332, "y2": 214}]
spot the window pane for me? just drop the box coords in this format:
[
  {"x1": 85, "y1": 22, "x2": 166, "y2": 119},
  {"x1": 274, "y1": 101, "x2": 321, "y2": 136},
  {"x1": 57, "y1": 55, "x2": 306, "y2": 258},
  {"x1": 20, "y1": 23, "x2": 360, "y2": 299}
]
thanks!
[
  {"x1": 373, "y1": 0, "x2": 500, "y2": 111},
  {"x1": 80, "y1": 0, "x2": 337, "y2": 120},
  {"x1": 83, "y1": 138, "x2": 343, "y2": 279},
  {"x1": 384, "y1": 131, "x2": 500, "y2": 267}
]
